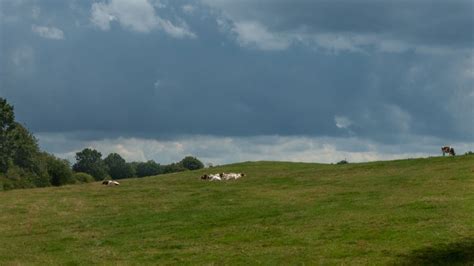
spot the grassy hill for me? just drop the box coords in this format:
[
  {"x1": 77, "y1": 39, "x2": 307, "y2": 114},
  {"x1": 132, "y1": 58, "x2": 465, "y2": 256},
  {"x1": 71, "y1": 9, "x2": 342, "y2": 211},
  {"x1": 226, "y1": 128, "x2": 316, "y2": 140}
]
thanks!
[{"x1": 1, "y1": 156, "x2": 473, "y2": 265}]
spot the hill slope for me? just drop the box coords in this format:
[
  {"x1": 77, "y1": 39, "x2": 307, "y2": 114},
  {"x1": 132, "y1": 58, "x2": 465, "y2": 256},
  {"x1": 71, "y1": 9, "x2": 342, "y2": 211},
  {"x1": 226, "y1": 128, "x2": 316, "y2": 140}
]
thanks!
[{"x1": 1, "y1": 156, "x2": 473, "y2": 264}]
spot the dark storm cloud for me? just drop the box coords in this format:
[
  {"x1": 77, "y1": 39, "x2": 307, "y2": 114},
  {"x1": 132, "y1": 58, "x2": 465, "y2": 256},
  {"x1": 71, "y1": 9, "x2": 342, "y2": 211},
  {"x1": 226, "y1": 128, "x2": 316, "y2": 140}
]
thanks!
[
  {"x1": 203, "y1": 0, "x2": 474, "y2": 50},
  {"x1": 1, "y1": 0, "x2": 473, "y2": 148}
]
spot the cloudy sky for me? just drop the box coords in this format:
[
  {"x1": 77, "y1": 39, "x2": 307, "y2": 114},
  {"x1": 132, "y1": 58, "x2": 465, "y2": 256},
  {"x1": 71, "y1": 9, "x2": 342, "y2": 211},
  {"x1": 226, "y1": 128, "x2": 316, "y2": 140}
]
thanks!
[{"x1": 1, "y1": 0, "x2": 473, "y2": 165}]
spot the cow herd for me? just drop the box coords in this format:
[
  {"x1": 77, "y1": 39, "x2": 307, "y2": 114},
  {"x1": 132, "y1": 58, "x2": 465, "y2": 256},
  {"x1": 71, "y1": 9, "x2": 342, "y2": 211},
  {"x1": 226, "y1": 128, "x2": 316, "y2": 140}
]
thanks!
[
  {"x1": 101, "y1": 172, "x2": 245, "y2": 187},
  {"x1": 200, "y1": 172, "x2": 245, "y2": 181},
  {"x1": 101, "y1": 146, "x2": 456, "y2": 187},
  {"x1": 101, "y1": 146, "x2": 455, "y2": 187}
]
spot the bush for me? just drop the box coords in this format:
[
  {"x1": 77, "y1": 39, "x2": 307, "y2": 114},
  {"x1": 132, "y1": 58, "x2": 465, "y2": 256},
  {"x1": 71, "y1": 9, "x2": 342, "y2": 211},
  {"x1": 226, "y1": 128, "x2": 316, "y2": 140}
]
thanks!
[
  {"x1": 0, "y1": 176, "x2": 14, "y2": 191},
  {"x1": 465, "y1": 151, "x2": 473, "y2": 156},
  {"x1": 337, "y1": 160, "x2": 349, "y2": 165},
  {"x1": 4, "y1": 165, "x2": 39, "y2": 189},
  {"x1": 71, "y1": 172, "x2": 95, "y2": 183}
]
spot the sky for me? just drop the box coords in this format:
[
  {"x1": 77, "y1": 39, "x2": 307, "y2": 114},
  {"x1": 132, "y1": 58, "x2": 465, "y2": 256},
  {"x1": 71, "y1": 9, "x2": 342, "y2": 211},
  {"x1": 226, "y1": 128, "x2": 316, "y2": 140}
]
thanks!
[{"x1": 1, "y1": 0, "x2": 473, "y2": 165}]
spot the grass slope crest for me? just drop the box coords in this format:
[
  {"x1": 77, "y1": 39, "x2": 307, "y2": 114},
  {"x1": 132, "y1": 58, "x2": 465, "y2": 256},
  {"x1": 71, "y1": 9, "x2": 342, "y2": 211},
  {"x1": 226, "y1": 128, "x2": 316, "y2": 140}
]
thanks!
[{"x1": 0, "y1": 155, "x2": 473, "y2": 264}]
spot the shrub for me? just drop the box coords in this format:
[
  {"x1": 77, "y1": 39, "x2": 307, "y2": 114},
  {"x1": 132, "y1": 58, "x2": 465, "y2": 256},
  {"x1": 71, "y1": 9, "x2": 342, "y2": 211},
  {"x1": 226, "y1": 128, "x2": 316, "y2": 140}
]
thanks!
[
  {"x1": 5, "y1": 165, "x2": 38, "y2": 189},
  {"x1": 71, "y1": 172, "x2": 95, "y2": 183},
  {"x1": 337, "y1": 160, "x2": 349, "y2": 165},
  {"x1": 465, "y1": 151, "x2": 473, "y2": 156}
]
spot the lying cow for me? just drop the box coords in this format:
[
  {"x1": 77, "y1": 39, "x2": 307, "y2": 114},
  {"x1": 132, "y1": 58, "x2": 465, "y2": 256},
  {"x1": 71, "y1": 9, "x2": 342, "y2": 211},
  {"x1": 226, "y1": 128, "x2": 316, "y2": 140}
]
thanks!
[
  {"x1": 200, "y1": 174, "x2": 221, "y2": 181},
  {"x1": 220, "y1": 172, "x2": 245, "y2": 180},
  {"x1": 209, "y1": 174, "x2": 222, "y2": 181},
  {"x1": 441, "y1": 146, "x2": 456, "y2": 156},
  {"x1": 102, "y1": 180, "x2": 120, "y2": 186},
  {"x1": 200, "y1": 173, "x2": 245, "y2": 181}
]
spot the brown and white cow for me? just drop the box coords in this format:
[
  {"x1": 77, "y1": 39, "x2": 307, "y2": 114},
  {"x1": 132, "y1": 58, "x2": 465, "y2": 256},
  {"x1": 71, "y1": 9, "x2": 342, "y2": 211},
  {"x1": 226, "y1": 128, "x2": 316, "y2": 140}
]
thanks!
[{"x1": 441, "y1": 146, "x2": 456, "y2": 156}]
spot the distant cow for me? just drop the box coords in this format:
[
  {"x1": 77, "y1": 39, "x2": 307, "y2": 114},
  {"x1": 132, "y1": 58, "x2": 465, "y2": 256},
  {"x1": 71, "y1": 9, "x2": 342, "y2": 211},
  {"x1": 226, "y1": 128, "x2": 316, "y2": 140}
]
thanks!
[
  {"x1": 220, "y1": 172, "x2": 245, "y2": 180},
  {"x1": 102, "y1": 180, "x2": 120, "y2": 186},
  {"x1": 209, "y1": 174, "x2": 222, "y2": 181},
  {"x1": 441, "y1": 146, "x2": 456, "y2": 156},
  {"x1": 200, "y1": 172, "x2": 245, "y2": 181}
]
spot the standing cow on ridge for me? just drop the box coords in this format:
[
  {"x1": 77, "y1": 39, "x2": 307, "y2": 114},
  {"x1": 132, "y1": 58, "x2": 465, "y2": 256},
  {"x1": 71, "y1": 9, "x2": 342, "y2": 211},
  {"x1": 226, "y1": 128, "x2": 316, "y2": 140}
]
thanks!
[{"x1": 441, "y1": 146, "x2": 455, "y2": 156}]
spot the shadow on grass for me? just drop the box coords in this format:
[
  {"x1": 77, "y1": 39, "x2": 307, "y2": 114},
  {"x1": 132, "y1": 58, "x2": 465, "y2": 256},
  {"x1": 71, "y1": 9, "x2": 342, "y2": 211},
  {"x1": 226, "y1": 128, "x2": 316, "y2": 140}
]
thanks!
[{"x1": 395, "y1": 238, "x2": 474, "y2": 265}]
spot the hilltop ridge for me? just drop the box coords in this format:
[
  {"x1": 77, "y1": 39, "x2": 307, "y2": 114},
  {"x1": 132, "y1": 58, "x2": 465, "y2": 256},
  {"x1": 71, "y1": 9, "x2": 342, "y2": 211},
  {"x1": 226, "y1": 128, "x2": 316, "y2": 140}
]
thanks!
[{"x1": 0, "y1": 155, "x2": 473, "y2": 264}]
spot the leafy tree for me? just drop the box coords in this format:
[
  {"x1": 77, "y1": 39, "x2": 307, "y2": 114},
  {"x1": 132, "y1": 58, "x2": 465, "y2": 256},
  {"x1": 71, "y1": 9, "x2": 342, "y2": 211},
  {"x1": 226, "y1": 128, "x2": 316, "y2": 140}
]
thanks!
[
  {"x1": 7, "y1": 123, "x2": 40, "y2": 172},
  {"x1": 72, "y1": 148, "x2": 108, "y2": 181},
  {"x1": 0, "y1": 98, "x2": 15, "y2": 173},
  {"x1": 162, "y1": 162, "x2": 186, "y2": 174},
  {"x1": 180, "y1": 156, "x2": 204, "y2": 170},
  {"x1": 126, "y1": 162, "x2": 136, "y2": 177},
  {"x1": 104, "y1": 153, "x2": 134, "y2": 179},
  {"x1": 43, "y1": 153, "x2": 73, "y2": 186},
  {"x1": 135, "y1": 160, "x2": 162, "y2": 177}
]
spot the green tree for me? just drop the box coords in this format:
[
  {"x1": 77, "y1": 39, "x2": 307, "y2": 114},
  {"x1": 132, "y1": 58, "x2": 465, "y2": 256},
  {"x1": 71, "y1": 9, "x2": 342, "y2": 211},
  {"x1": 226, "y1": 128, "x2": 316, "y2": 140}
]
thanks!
[
  {"x1": 0, "y1": 98, "x2": 15, "y2": 173},
  {"x1": 104, "y1": 153, "x2": 134, "y2": 179},
  {"x1": 135, "y1": 160, "x2": 162, "y2": 177},
  {"x1": 7, "y1": 123, "x2": 40, "y2": 172},
  {"x1": 162, "y1": 162, "x2": 186, "y2": 174},
  {"x1": 180, "y1": 156, "x2": 204, "y2": 170},
  {"x1": 72, "y1": 148, "x2": 108, "y2": 181},
  {"x1": 43, "y1": 153, "x2": 73, "y2": 186}
]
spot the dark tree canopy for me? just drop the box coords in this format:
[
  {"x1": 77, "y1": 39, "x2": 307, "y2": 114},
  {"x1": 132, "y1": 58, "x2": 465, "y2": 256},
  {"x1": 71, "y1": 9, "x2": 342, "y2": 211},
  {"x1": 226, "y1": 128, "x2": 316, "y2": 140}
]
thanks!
[
  {"x1": 44, "y1": 153, "x2": 73, "y2": 186},
  {"x1": 73, "y1": 148, "x2": 109, "y2": 181},
  {"x1": 135, "y1": 160, "x2": 162, "y2": 177},
  {"x1": 8, "y1": 123, "x2": 40, "y2": 172},
  {"x1": 180, "y1": 156, "x2": 204, "y2": 171},
  {"x1": 0, "y1": 98, "x2": 14, "y2": 131},
  {"x1": 0, "y1": 98, "x2": 15, "y2": 173},
  {"x1": 104, "y1": 153, "x2": 134, "y2": 179},
  {"x1": 162, "y1": 162, "x2": 186, "y2": 174}
]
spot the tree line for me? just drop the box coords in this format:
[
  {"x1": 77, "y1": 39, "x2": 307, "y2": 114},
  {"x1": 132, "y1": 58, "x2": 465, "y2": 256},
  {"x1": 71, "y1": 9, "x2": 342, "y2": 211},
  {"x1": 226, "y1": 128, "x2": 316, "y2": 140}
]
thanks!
[
  {"x1": 0, "y1": 98, "x2": 204, "y2": 191},
  {"x1": 72, "y1": 148, "x2": 204, "y2": 181}
]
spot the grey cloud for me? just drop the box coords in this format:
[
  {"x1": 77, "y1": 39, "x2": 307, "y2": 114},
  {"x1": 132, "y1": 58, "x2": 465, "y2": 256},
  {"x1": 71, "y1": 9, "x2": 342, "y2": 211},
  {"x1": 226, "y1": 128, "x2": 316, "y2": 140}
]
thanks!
[
  {"x1": 203, "y1": 0, "x2": 474, "y2": 53},
  {"x1": 36, "y1": 133, "x2": 474, "y2": 165},
  {"x1": 90, "y1": 0, "x2": 196, "y2": 38},
  {"x1": 1, "y1": 0, "x2": 472, "y2": 164},
  {"x1": 31, "y1": 25, "x2": 64, "y2": 40}
]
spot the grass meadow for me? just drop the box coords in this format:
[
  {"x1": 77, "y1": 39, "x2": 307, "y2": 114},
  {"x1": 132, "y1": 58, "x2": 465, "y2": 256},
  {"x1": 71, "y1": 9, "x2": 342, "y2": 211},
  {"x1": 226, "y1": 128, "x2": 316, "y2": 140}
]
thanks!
[{"x1": 0, "y1": 156, "x2": 473, "y2": 265}]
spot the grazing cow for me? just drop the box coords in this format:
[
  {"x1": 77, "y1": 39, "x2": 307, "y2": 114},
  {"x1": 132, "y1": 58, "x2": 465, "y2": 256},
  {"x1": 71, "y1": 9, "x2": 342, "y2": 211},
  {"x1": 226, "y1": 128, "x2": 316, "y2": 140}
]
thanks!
[
  {"x1": 102, "y1": 180, "x2": 120, "y2": 186},
  {"x1": 441, "y1": 146, "x2": 456, "y2": 156}
]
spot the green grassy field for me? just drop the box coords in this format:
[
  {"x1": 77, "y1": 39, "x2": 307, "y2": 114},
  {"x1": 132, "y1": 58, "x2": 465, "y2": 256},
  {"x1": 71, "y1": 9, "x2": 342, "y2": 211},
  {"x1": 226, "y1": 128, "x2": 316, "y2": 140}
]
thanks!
[{"x1": 1, "y1": 156, "x2": 473, "y2": 265}]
